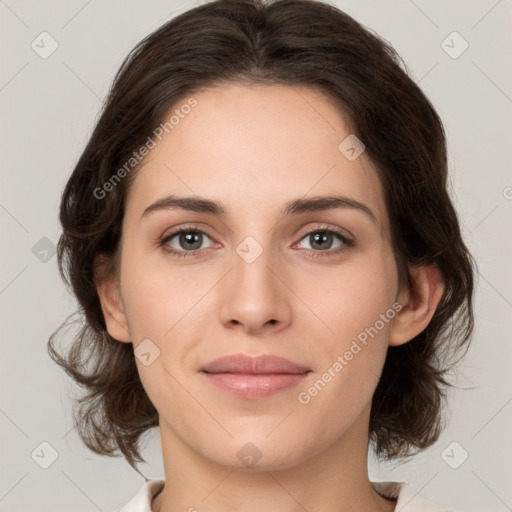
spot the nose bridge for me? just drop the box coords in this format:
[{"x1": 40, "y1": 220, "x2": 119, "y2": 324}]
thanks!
[
  {"x1": 228, "y1": 206, "x2": 279, "y2": 278},
  {"x1": 218, "y1": 228, "x2": 290, "y2": 332},
  {"x1": 232, "y1": 231, "x2": 278, "y2": 295}
]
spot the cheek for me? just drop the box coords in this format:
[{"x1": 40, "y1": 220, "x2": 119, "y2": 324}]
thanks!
[
  {"x1": 119, "y1": 247, "x2": 193, "y2": 338},
  {"x1": 119, "y1": 249, "x2": 203, "y2": 394},
  {"x1": 295, "y1": 269, "x2": 397, "y2": 436},
  {"x1": 299, "y1": 246, "x2": 398, "y2": 407},
  {"x1": 306, "y1": 251, "x2": 398, "y2": 345}
]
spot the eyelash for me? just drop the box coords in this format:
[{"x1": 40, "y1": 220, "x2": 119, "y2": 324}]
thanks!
[{"x1": 158, "y1": 224, "x2": 354, "y2": 259}]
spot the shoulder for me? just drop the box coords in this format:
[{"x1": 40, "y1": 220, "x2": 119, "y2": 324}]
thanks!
[
  {"x1": 371, "y1": 480, "x2": 453, "y2": 511},
  {"x1": 114, "y1": 480, "x2": 165, "y2": 512}
]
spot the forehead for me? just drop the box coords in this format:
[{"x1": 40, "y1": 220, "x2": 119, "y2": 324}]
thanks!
[{"x1": 124, "y1": 83, "x2": 388, "y2": 231}]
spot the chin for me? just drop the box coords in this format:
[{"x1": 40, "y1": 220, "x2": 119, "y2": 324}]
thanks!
[{"x1": 201, "y1": 433, "x2": 308, "y2": 472}]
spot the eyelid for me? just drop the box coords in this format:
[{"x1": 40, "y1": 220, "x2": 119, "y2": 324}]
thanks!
[
  {"x1": 159, "y1": 222, "x2": 352, "y2": 242},
  {"x1": 298, "y1": 222, "x2": 354, "y2": 240}
]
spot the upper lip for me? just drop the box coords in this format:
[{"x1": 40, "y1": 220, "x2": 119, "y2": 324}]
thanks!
[{"x1": 201, "y1": 354, "x2": 311, "y2": 374}]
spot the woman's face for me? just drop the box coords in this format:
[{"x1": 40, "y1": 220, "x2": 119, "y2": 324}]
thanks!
[{"x1": 114, "y1": 83, "x2": 402, "y2": 470}]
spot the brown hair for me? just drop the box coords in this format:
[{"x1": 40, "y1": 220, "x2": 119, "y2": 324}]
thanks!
[{"x1": 48, "y1": 0, "x2": 476, "y2": 472}]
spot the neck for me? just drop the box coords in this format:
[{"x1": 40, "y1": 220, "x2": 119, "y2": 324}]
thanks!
[{"x1": 151, "y1": 407, "x2": 396, "y2": 512}]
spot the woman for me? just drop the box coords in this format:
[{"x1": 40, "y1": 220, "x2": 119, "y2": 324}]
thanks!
[{"x1": 48, "y1": 0, "x2": 475, "y2": 510}]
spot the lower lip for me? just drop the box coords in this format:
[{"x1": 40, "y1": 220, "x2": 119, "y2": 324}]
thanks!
[{"x1": 201, "y1": 371, "x2": 310, "y2": 399}]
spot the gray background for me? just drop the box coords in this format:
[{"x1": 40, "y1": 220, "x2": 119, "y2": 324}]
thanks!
[{"x1": 1, "y1": 0, "x2": 511, "y2": 511}]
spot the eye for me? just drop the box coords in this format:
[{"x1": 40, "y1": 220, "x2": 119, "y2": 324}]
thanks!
[
  {"x1": 158, "y1": 224, "x2": 354, "y2": 259},
  {"x1": 294, "y1": 226, "x2": 353, "y2": 258},
  {"x1": 159, "y1": 227, "x2": 216, "y2": 258}
]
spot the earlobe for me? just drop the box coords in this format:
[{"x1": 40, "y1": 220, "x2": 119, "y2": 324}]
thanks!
[
  {"x1": 94, "y1": 255, "x2": 131, "y2": 343},
  {"x1": 389, "y1": 264, "x2": 444, "y2": 347}
]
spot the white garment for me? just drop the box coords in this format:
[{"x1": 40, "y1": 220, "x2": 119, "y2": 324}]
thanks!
[{"x1": 115, "y1": 479, "x2": 452, "y2": 511}]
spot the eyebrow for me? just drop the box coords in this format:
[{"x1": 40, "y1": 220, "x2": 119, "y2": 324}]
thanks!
[{"x1": 139, "y1": 194, "x2": 378, "y2": 224}]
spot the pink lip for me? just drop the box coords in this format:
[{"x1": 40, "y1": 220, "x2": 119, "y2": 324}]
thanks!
[{"x1": 200, "y1": 354, "x2": 311, "y2": 399}]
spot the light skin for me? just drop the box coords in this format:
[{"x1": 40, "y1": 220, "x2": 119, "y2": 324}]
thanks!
[{"x1": 95, "y1": 83, "x2": 444, "y2": 512}]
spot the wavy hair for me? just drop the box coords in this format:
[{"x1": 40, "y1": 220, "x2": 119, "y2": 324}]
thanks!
[{"x1": 48, "y1": 0, "x2": 476, "y2": 472}]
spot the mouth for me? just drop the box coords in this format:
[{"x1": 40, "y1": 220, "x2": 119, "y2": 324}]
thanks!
[{"x1": 200, "y1": 354, "x2": 312, "y2": 399}]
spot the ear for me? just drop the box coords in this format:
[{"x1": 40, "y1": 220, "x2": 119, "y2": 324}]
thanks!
[
  {"x1": 93, "y1": 253, "x2": 131, "y2": 343},
  {"x1": 389, "y1": 264, "x2": 444, "y2": 347}
]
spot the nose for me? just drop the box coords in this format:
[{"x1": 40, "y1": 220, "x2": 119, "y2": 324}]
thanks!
[{"x1": 218, "y1": 238, "x2": 292, "y2": 335}]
